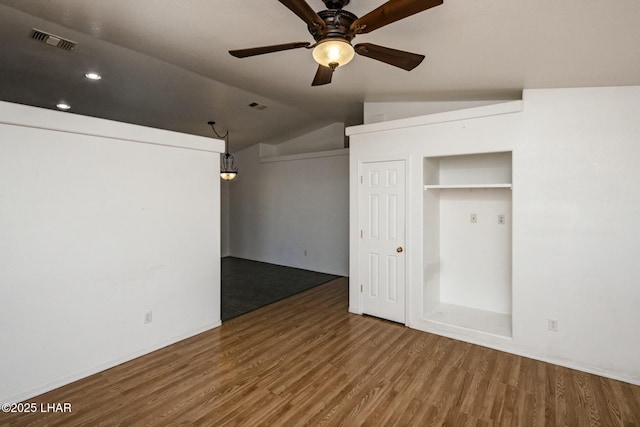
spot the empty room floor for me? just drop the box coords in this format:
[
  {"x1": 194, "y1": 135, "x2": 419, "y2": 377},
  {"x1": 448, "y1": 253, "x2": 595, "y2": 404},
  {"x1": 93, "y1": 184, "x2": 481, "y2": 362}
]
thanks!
[
  {"x1": 221, "y1": 256, "x2": 339, "y2": 320},
  {"x1": 3, "y1": 278, "x2": 640, "y2": 426}
]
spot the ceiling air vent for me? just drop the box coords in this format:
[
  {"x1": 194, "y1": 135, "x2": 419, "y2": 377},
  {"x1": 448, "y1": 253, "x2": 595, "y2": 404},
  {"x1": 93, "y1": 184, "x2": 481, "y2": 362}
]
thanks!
[
  {"x1": 30, "y1": 28, "x2": 76, "y2": 51},
  {"x1": 248, "y1": 102, "x2": 268, "y2": 111}
]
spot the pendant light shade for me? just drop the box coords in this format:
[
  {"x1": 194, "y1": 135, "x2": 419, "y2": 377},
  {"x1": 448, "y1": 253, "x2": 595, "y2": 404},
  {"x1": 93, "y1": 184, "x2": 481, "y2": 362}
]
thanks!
[
  {"x1": 220, "y1": 153, "x2": 238, "y2": 181},
  {"x1": 208, "y1": 121, "x2": 238, "y2": 181}
]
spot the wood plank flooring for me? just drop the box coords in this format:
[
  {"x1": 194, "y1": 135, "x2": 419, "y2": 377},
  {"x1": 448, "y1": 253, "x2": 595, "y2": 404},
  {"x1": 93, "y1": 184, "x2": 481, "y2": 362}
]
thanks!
[
  {"x1": 2, "y1": 277, "x2": 639, "y2": 426},
  {"x1": 221, "y1": 256, "x2": 338, "y2": 320}
]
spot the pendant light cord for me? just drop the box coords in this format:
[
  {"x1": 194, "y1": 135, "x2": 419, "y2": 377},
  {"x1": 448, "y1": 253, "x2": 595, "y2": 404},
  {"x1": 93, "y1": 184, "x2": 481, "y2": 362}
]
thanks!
[{"x1": 208, "y1": 121, "x2": 230, "y2": 153}]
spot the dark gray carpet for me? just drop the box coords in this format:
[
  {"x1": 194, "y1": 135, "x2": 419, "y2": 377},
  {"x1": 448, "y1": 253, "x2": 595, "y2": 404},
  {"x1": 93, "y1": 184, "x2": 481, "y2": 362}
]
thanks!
[{"x1": 221, "y1": 257, "x2": 340, "y2": 321}]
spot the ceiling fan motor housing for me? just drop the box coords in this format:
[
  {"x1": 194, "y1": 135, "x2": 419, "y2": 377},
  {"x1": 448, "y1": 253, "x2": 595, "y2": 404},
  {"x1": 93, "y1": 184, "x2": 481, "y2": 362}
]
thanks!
[
  {"x1": 322, "y1": 0, "x2": 350, "y2": 9},
  {"x1": 310, "y1": 9, "x2": 358, "y2": 42}
]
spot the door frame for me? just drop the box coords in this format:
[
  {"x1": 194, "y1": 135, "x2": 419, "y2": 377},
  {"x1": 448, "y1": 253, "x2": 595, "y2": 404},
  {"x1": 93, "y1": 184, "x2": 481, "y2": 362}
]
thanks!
[{"x1": 352, "y1": 156, "x2": 411, "y2": 326}]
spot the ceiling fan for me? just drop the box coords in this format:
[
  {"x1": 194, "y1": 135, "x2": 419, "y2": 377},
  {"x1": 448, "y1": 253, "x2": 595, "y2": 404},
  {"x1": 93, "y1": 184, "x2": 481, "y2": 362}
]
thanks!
[{"x1": 229, "y1": 0, "x2": 443, "y2": 86}]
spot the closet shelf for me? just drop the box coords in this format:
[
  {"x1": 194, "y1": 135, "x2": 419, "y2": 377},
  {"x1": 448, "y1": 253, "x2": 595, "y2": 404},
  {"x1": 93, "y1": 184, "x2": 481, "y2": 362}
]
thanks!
[
  {"x1": 424, "y1": 183, "x2": 512, "y2": 190},
  {"x1": 424, "y1": 303, "x2": 512, "y2": 338}
]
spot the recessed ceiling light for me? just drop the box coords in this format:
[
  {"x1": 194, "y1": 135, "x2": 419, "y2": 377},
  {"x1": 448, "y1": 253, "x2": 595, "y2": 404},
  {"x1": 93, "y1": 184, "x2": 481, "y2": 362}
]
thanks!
[
  {"x1": 56, "y1": 103, "x2": 71, "y2": 110},
  {"x1": 84, "y1": 72, "x2": 102, "y2": 80}
]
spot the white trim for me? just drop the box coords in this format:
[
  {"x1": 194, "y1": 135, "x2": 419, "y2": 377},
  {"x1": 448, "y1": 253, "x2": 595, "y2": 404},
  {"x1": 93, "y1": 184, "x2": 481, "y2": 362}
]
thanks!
[
  {"x1": 410, "y1": 318, "x2": 640, "y2": 386},
  {"x1": 259, "y1": 148, "x2": 349, "y2": 163},
  {"x1": 346, "y1": 100, "x2": 524, "y2": 136},
  {"x1": 404, "y1": 156, "x2": 412, "y2": 327},
  {"x1": 348, "y1": 306, "x2": 362, "y2": 315},
  {"x1": 424, "y1": 183, "x2": 512, "y2": 190},
  {"x1": 0, "y1": 100, "x2": 224, "y2": 153}
]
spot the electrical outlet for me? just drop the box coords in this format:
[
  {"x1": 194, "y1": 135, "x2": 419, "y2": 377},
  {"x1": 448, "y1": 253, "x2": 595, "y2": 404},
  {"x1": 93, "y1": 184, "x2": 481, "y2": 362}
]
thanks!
[
  {"x1": 144, "y1": 311, "x2": 153, "y2": 324},
  {"x1": 548, "y1": 318, "x2": 558, "y2": 332},
  {"x1": 470, "y1": 214, "x2": 478, "y2": 223},
  {"x1": 498, "y1": 214, "x2": 505, "y2": 225}
]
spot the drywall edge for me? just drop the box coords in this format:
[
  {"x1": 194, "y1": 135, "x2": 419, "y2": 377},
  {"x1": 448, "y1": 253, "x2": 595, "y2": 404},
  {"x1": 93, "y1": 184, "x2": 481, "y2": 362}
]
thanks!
[
  {"x1": 346, "y1": 100, "x2": 523, "y2": 136},
  {"x1": 0, "y1": 100, "x2": 225, "y2": 153}
]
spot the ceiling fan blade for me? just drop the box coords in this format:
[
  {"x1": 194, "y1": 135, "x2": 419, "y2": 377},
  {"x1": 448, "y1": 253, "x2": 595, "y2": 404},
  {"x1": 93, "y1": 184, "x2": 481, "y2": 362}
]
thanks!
[
  {"x1": 351, "y1": 0, "x2": 443, "y2": 34},
  {"x1": 311, "y1": 65, "x2": 334, "y2": 86},
  {"x1": 354, "y1": 43, "x2": 425, "y2": 71},
  {"x1": 279, "y1": 0, "x2": 327, "y2": 30},
  {"x1": 229, "y1": 42, "x2": 310, "y2": 58}
]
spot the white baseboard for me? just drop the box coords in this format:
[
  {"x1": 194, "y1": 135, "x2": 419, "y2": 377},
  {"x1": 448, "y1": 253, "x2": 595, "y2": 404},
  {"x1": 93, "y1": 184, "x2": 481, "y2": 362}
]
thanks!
[
  {"x1": 410, "y1": 318, "x2": 640, "y2": 387},
  {"x1": 3, "y1": 320, "x2": 222, "y2": 404}
]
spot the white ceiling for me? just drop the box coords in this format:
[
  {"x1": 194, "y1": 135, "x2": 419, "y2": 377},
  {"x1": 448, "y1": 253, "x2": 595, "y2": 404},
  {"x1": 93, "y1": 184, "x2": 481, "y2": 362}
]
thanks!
[{"x1": 1, "y1": 0, "x2": 639, "y2": 151}]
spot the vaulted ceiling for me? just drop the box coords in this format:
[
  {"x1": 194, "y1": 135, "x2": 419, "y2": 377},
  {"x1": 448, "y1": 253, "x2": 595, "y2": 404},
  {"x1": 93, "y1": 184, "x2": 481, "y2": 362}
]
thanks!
[{"x1": 1, "y1": 0, "x2": 639, "y2": 152}]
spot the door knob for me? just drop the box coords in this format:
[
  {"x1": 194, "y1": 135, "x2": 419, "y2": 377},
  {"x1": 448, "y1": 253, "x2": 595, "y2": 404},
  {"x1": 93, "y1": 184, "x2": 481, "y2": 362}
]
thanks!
[{"x1": 397, "y1": 247, "x2": 404, "y2": 253}]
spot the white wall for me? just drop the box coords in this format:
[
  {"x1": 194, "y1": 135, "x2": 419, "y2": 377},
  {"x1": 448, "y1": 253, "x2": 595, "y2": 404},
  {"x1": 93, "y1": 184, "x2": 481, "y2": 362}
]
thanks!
[
  {"x1": 259, "y1": 122, "x2": 345, "y2": 157},
  {"x1": 439, "y1": 189, "x2": 512, "y2": 314},
  {"x1": 0, "y1": 101, "x2": 224, "y2": 403},
  {"x1": 226, "y1": 144, "x2": 349, "y2": 276},
  {"x1": 220, "y1": 181, "x2": 231, "y2": 257},
  {"x1": 514, "y1": 86, "x2": 640, "y2": 382},
  {"x1": 348, "y1": 87, "x2": 640, "y2": 384}
]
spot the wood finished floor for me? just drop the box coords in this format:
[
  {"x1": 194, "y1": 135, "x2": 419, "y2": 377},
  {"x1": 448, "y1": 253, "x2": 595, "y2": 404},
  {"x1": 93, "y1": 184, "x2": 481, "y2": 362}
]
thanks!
[{"x1": 3, "y1": 278, "x2": 640, "y2": 426}]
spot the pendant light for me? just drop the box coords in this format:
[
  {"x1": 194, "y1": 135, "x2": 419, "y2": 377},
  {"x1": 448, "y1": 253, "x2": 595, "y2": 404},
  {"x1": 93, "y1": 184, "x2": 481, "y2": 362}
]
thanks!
[{"x1": 208, "y1": 121, "x2": 238, "y2": 181}]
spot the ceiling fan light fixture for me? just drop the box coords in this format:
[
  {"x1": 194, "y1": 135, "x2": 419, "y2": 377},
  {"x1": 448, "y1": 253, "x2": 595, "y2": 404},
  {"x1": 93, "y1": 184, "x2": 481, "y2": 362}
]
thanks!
[{"x1": 312, "y1": 38, "x2": 355, "y2": 68}]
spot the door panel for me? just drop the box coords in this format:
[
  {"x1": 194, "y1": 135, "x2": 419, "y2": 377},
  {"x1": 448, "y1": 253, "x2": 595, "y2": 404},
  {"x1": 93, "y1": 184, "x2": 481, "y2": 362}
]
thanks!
[{"x1": 360, "y1": 160, "x2": 406, "y2": 323}]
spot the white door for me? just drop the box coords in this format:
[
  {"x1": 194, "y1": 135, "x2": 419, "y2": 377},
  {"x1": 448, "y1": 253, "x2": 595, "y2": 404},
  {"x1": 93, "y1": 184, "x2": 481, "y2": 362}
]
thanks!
[{"x1": 359, "y1": 160, "x2": 406, "y2": 323}]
